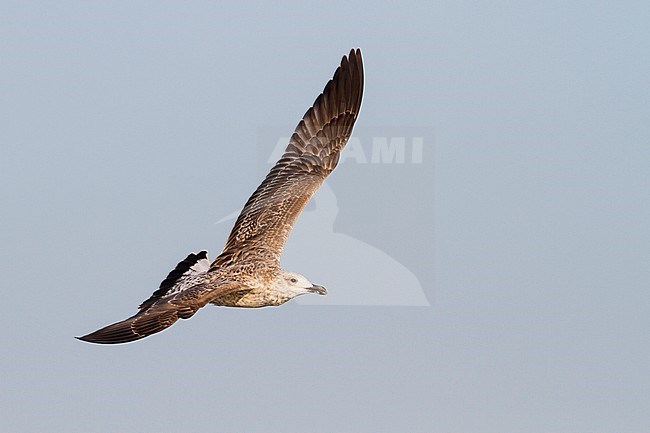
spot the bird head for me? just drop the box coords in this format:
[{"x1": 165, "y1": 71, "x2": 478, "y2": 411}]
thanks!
[{"x1": 276, "y1": 271, "x2": 327, "y2": 299}]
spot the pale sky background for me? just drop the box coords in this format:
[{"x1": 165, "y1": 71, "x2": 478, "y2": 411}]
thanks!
[{"x1": 2, "y1": 1, "x2": 649, "y2": 432}]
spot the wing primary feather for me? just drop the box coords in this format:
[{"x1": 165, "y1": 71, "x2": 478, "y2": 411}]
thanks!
[{"x1": 76, "y1": 303, "x2": 187, "y2": 344}]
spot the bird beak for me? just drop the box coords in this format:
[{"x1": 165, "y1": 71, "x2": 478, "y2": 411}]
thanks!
[{"x1": 308, "y1": 284, "x2": 327, "y2": 295}]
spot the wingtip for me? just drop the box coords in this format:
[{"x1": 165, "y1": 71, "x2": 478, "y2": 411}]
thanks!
[
  {"x1": 77, "y1": 306, "x2": 182, "y2": 345},
  {"x1": 75, "y1": 333, "x2": 102, "y2": 344},
  {"x1": 75, "y1": 331, "x2": 102, "y2": 344},
  {"x1": 347, "y1": 48, "x2": 362, "y2": 61},
  {"x1": 76, "y1": 320, "x2": 143, "y2": 345},
  {"x1": 76, "y1": 328, "x2": 143, "y2": 345},
  {"x1": 343, "y1": 48, "x2": 364, "y2": 87}
]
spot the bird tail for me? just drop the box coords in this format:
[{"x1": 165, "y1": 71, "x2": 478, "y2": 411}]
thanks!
[{"x1": 76, "y1": 307, "x2": 180, "y2": 345}]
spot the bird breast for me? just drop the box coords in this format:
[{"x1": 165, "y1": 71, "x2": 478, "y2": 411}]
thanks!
[{"x1": 210, "y1": 287, "x2": 290, "y2": 308}]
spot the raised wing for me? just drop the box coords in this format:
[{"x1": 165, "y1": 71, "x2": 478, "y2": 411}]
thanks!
[
  {"x1": 77, "y1": 252, "x2": 214, "y2": 344},
  {"x1": 214, "y1": 48, "x2": 364, "y2": 267}
]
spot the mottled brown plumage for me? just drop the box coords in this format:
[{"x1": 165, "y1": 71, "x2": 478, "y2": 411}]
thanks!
[{"x1": 78, "y1": 49, "x2": 363, "y2": 344}]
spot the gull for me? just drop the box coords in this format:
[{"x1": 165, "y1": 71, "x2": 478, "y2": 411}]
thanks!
[{"x1": 77, "y1": 49, "x2": 364, "y2": 344}]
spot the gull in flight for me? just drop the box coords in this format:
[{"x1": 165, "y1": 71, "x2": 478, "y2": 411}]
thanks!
[{"x1": 78, "y1": 49, "x2": 364, "y2": 344}]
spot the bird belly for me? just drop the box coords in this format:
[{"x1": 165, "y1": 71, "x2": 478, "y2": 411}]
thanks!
[{"x1": 210, "y1": 289, "x2": 288, "y2": 308}]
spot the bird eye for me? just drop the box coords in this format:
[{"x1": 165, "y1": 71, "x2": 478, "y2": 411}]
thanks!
[{"x1": 290, "y1": 278, "x2": 298, "y2": 283}]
